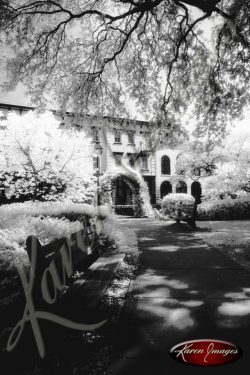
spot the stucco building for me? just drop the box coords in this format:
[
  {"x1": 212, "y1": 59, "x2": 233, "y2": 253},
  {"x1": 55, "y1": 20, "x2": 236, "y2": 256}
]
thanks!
[{"x1": 0, "y1": 102, "x2": 202, "y2": 209}]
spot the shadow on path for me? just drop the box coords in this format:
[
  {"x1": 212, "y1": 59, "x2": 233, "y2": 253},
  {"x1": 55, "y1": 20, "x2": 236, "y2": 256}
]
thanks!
[{"x1": 108, "y1": 218, "x2": 250, "y2": 375}]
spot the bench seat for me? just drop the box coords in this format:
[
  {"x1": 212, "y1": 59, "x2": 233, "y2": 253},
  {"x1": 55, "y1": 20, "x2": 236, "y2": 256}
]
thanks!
[{"x1": 62, "y1": 252, "x2": 126, "y2": 308}]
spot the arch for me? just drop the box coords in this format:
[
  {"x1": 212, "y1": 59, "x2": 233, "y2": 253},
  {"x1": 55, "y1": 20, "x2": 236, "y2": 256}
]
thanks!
[
  {"x1": 161, "y1": 155, "x2": 171, "y2": 175},
  {"x1": 160, "y1": 181, "x2": 172, "y2": 198},
  {"x1": 114, "y1": 178, "x2": 133, "y2": 205},
  {"x1": 191, "y1": 181, "x2": 202, "y2": 204},
  {"x1": 100, "y1": 173, "x2": 147, "y2": 217},
  {"x1": 176, "y1": 181, "x2": 187, "y2": 194}
]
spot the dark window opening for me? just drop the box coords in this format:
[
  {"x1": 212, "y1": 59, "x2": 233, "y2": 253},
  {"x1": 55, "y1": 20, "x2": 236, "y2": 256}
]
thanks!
[
  {"x1": 141, "y1": 156, "x2": 148, "y2": 170},
  {"x1": 176, "y1": 181, "x2": 187, "y2": 194},
  {"x1": 114, "y1": 132, "x2": 121, "y2": 143},
  {"x1": 191, "y1": 181, "x2": 202, "y2": 204},
  {"x1": 92, "y1": 128, "x2": 99, "y2": 142},
  {"x1": 114, "y1": 152, "x2": 123, "y2": 165},
  {"x1": 113, "y1": 178, "x2": 133, "y2": 205},
  {"x1": 161, "y1": 155, "x2": 171, "y2": 175},
  {"x1": 160, "y1": 181, "x2": 172, "y2": 198},
  {"x1": 128, "y1": 132, "x2": 135, "y2": 144}
]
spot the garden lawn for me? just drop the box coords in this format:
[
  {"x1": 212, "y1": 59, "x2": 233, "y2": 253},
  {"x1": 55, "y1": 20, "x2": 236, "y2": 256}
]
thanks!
[{"x1": 195, "y1": 220, "x2": 250, "y2": 271}]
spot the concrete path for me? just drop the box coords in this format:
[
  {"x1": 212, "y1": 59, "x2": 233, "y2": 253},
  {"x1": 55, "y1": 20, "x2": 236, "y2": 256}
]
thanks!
[{"x1": 108, "y1": 218, "x2": 250, "y2": 375}]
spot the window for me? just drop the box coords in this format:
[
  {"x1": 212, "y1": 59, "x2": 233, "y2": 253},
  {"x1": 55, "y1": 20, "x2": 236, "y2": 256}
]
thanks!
[
  {"x1": 191, "y1": 181, "x2": 202, "y2": 203},
  {"x1": 141, "y1": 156, "x2": 148, "y2": 170},
  {"x1": 114, "y1": 152, "x2": 123, "y2": 164},
  {"x1": 92, "y1": 127, "x2": 99, "y2": 142},
  {"x1": 160, "y1": 181, "x2": 172, "y2": 198},
  {"x1": 161, "y1": 155, "x2": 171, "y2": 175},
  {"x1": 129, "y1": 157, "x2": 135, "y2": 167},
  {"x1": 176, "y1": 181, "x2": 187, "y2": 194},
  {"x1": 114, "y1": 131, "x2": 121, "y2": 143},
  {"x1": 127, "y1": 153, "x2": 135, "y2": 167},
  {"x1": 128, "y1": 132, "x2": 135, "y2": 144}
]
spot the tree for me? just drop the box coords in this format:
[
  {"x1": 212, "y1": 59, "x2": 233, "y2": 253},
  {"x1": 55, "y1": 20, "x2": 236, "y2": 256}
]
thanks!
[
  {"x1": 0, "y1": 110, "x2": 95, "y2": 202},
  {"x1": 176, "y1": 141, "x2": 222, "y2": 179},
  {"x1": 0, "y1": 1, "x2": 249, "y2": 137},
  {"x1": 176, "y1": 125, "x2": 250, "y2": 199},
  {"x1": 203, "y1": 124, "x2": 250, "y2": 199}
]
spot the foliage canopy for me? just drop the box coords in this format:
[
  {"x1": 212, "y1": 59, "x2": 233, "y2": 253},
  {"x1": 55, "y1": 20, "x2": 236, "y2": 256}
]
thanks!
[
  {"x1": 0, "y1": 0, "x2": 249, "y2": 137},
  {"x1": 176, "y1": 124, "x2": 250, "y2": 199}
]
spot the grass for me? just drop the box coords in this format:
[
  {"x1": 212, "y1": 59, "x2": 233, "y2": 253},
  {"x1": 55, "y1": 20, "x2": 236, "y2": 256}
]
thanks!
[{"x1": 195, "y1": 221, "x2": 250, "y2": 271}]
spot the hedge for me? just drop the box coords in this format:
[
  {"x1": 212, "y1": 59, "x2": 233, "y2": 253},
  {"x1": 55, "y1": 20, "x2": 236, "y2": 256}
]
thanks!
[
  {"x1": 161, "y1": 193, "x2": 195, "y2": 219},
  {"x1": 197, "y1": 196, "x2": 250, "y2": 220}
]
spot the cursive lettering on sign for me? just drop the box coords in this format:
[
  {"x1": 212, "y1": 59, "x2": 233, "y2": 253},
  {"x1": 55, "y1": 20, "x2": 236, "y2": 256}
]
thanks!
[{"x1": 7, "y1": 223, "x2": 107, "y2": 358}]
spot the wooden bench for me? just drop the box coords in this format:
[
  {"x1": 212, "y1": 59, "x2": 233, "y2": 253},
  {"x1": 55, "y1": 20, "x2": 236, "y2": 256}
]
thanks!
[
  {"x1": 25, "y1": 214, "x2": 126, "y2": 314},
  {"x1": 169, "y1": 201, "x2": 197, "y2": 228}
]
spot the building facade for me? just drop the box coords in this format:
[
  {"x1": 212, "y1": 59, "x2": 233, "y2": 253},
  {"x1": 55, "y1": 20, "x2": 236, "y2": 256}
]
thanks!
[{"x1": 0, "y1": 103, "x2": 202, "y2": 209}]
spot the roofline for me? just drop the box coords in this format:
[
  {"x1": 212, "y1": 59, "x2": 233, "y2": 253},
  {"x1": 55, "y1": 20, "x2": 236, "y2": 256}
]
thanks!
[
  {"x1": 0, "y1": 102, "x2": 149, "y2": 126},
  {"x1": 0, "y1": 102, "x2": 34, "y2": 111}
]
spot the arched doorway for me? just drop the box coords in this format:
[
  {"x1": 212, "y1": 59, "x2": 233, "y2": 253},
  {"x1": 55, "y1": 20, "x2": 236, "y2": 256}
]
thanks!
[
  {"x1": 113, "y1": 178, "x2": 133, "y2": 205},
  {"x1": 100, "y1": 173, "x2": 149, "y2": 217},
  {"x1": 191, "y1": 181, "x2": 202, "y2": 203},
  {"x1": 112, "y1": 178, "x2": 134, "y2": 215},
  {"x1": 176, "y1": 181, "x2": 187, "y2": 193},
  {"x1": 160, "y1": 181, "x2": 172, "y2": 198}
]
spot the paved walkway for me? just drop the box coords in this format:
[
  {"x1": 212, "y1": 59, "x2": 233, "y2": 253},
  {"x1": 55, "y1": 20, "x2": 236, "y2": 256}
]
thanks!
[{"x1": 108, "y1": 218, "x2": 250, "y2": 375}]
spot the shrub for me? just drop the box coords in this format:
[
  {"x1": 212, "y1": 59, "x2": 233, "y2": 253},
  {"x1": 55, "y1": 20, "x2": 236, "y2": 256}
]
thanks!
[
  {"x1": 0, "y1": 200, "x2": 111, "y2": 224},
  {"x1": 197, "y1": 196, "x2": 250, "y2": 220},
  {"x1": 0, "y1": 170, "x2": 66, "y2": 203},
  {"x1": 161, "y1": 193, "x2": 195, "y2": 221},
  {"x1": 161, "y1": 193, "x2": 195, "y2": 216},
  {"x1": 162, "y1": 193, "x2": 195, "y2": 205}
]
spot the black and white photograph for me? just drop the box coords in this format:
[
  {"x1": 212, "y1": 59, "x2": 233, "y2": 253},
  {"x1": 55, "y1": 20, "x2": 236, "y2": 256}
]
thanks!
[{"x1": 0, "y1": 1, "x2": 249, "y2": 374}]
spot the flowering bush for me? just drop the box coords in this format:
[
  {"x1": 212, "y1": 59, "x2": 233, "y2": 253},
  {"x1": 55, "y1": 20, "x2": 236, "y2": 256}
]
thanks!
[
  {"x1": 0, "y1": 111, "x2": 95, "y2": 203},
  {"x1": 197, "y1": 196, "x2": 250, "y2": 220}
]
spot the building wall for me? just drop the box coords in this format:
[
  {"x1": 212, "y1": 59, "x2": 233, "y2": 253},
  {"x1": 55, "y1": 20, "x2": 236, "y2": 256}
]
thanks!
[
  {"x1": 155, "y1": 147, "x2": 179, "y2": 203},
  {"x1": 0, "y1": 103, "x2": 203, "y2": 205}
]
